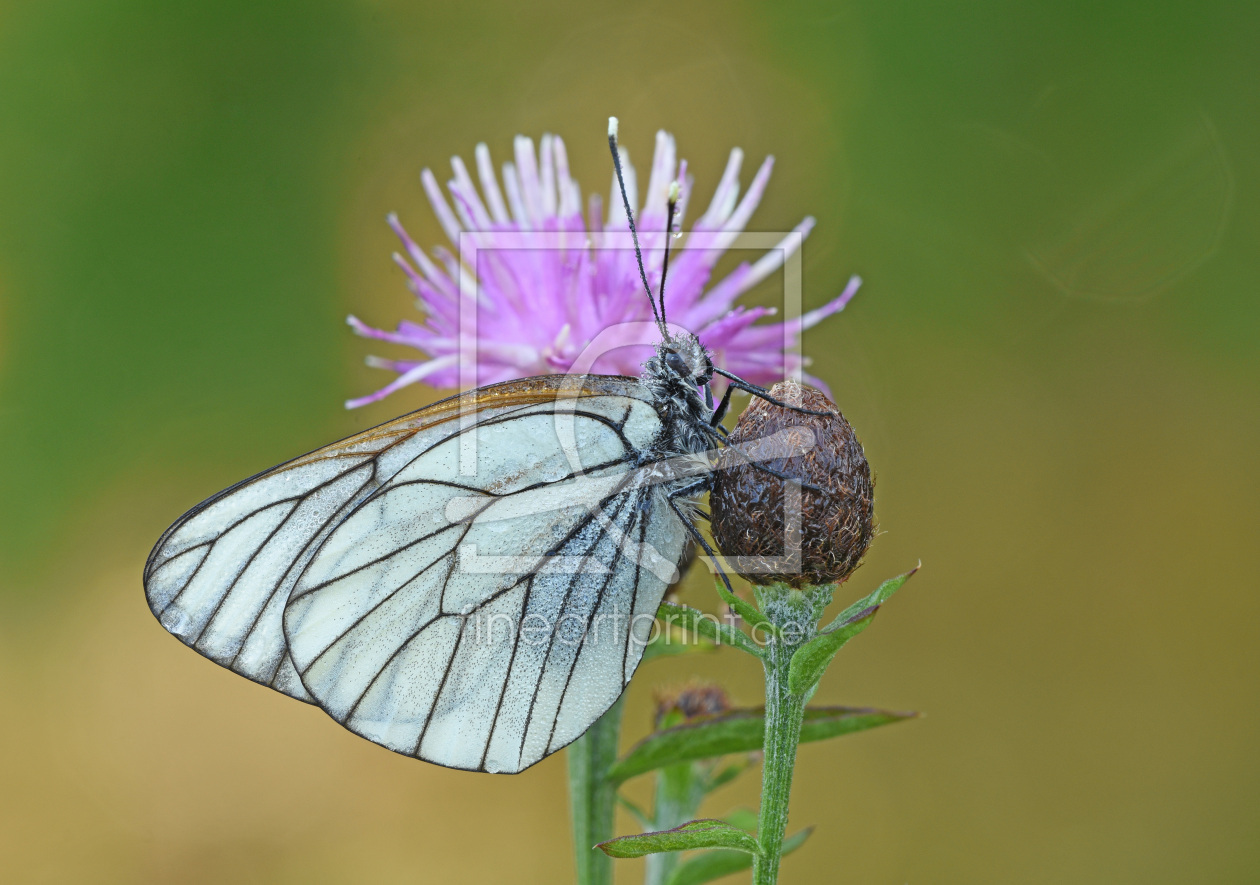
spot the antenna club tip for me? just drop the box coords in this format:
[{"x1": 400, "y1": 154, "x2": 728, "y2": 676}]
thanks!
[
  {"x1": 608, "y1": 116, "x2": 619, "y2": 139},
  {"x1": 668, "y1": 181, "x2": 680, "y2": 202}
]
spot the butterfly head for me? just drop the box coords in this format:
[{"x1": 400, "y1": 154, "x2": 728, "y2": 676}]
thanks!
[
  {"x1": 659, "y1": 332, "x2": 713, "y2": 386},
  {"x1": 646, "y1": 331, "x2": 714, "y2": 401},
  {"x1": 642, "y1": 332, "x2": 717, "y2": 455}
]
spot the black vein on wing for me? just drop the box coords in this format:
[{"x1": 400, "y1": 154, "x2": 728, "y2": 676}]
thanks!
[
  {"x1": 291, "y1": 509, "x2": 463, "y2": 605},
  {"x1": 326, "y1": 434, "x2": 644, "y2": 756},
  {"x1": 157, "y1": 498, "x2": 301, "y2": 618},
  {"x1": 386, "y1": 405, "x2": 641, "y2": 489},
  {"x1": 190, "y1": 462, "x2": 392, "y2": 653},
  {"x1": 477, "y1": 577, "x2": 532, "y2": 771},
  {"x1": 147, "y1": 543, "x2": 210, "y2": 593},
  {"x1": 384, "y1": 453, "x2": 635, "y2": 529},
  {"x1": 615, "y1": 402, "x2": 634, "y2": 432},
  {"x1": 287, "y1": 454, "x2": 633, "y2": 630},
  {"x1": 295, "y1": 523, "x2": 463, "y2": 679},
  {"x1": 143, "y1": 384, "x2": 667, "y2": 763},
  {"x1": 242, "y1": 468, "x2": 382, "y2": 678},
  {"x1": 418, "y1": 479, "x2": 634, "y2": 762},
  {"x1": 511, "y1": 487, "x2": 637, "y2": 768},
  {"x1": 623, "y1": 502, "x2": 650, "y2": 682},
  {"x1": 337, "y1": 544, "x2": 467, "y2": 729},
  {"x1": 545, "y1": 489, "x2": 642, "y2": 755},
  {"x1": 147, "y1": 392, "x2": 565, "y2": 617},
  {"x1": 286, "y1": 407, "x2": 639, "y2": 607},
  {"x1": 189, "y1": 498, "x2": 304, "y2": 648}
]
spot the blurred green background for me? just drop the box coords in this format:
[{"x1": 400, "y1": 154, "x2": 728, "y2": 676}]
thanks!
[{"x1": 2, "y1": 1, "x2": 1257, "y2": 882}]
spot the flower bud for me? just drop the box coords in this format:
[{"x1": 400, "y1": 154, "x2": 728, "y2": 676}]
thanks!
[
  {"x1": 710, "y1": 381, "x2": 874, "y2": 587},
  {"x1": 653, "y1": 681, "x2": 731, "y2": 730}
]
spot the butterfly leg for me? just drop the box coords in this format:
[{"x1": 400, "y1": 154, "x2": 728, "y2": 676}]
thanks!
[
  {"x1": 711, "y1": 366, "x2": 835, "y2": 418},
  {"x1": 666, "y1": 484, "x2": 738, "y2": 598},
  {"x1": 698, "y1": 423, "x2": 832, "y2": 497},
  {"x1": 710, "y1": 381, "x2": 735, "y2": 428}
]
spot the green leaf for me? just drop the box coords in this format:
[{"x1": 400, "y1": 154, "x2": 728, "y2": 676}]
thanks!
[
  {"x1": 704, "y1": 758, "x2": 752, "y2": 793},
  {"x1": 781, "y1": 826, "x2": 813, "y2": 855},
  {"x1": 607, "y1": 706, "x2": 917, "y2": 784},
  {"x1": 657, "y1": 602, "x2": 762, "y2": 657},
  {"x1": 788, "y1": 565, "x2": 919, "y2": 695},
  {"x1": 713, "y1": 581, "x2": 775, "y2": 635},
  {"x1": 796, "y1": 706, "x2": 917, "y2": 744},
  {"x1": 597, "y1": 819, "x2": 761, "y2": 858},
  {"x1": 663, "y1": 828, "x2": 813, "y2": 885},
  {"x1": 825, "y1": 563, "x2": 920, "y2": 633},
  {"x1": 722, "y1": 808, "x2": 760, "y2": 832},
  {"x1": 787, "y1": 612, "x2": 876, "y2": 695}
]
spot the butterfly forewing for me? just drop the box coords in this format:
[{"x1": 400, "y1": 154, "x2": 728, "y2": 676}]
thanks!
[{"x1": 144, "y1": 375, "x2": 689, "y2": 772}]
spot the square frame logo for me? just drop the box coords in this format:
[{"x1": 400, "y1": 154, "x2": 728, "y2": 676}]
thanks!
[{"x1": 449, "y1": 228, "x2": 812, "y2": 582}]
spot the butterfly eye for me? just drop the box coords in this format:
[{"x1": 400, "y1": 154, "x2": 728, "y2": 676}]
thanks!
[{"x1": 664, "y1": 351, "x2": 690, "y2": 377}]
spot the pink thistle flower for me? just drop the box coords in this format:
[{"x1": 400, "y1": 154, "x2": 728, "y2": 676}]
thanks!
[{"x1": 346, "y1": 129, "x2": 861, "y2": 409}]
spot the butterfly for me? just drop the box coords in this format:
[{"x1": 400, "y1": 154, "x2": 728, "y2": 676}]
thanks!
[{"x1": 144, "y1": 118, "x2": 824, "y2": 773}]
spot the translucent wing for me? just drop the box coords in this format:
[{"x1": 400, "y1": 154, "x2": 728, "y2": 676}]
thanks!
[
  {"x1": 282, "y1": 381, "x2": 690, "y2": 773},
  {"x1": 144, "y1": 375, "x2": 690, "y2": 771}
]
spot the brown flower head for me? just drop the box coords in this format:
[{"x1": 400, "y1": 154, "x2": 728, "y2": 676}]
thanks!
[{"x1": 710, "y1": 381, "x2": 874, "y2": 587}]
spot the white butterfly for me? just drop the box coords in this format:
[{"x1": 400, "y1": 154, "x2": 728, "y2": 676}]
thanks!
[{"x1": 144, "y1": 119, "x2": 820, "y2": 773}]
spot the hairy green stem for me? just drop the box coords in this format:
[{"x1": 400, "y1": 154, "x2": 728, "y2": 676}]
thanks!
[
  {"x1": 568, "y1": 696, "x2": 626, "y2": 885},
  {"x1": 753, "y1": 637, "x2": 807, "y2": 884},
  {"x1": 752, "y1": 583, "x2": 829, "y2": 885}
]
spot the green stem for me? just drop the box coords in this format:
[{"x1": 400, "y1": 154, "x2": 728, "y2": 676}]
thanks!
[
  {"x1": 568, "y1": 695, "x2": 626, "y2": 885},
  {"x1": 752, "y1": 583, "x2": 829, "y2": 885},
  {"x1": 752, "y1": 636, "x2": 807, "y2": 884}
]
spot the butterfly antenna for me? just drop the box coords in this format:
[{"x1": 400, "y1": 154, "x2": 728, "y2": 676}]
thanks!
[
  {"x1": 608, "y1": 117, "x2": 667, "y2": 338},
  {"x1": 658, "y1": 180, "x2": 680, "y2": 330}
]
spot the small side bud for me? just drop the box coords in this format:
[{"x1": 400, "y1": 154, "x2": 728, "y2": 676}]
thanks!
[
  {"x1": 654, "y1": 681, "x2": 730, "y2": 729},
  {"x1": 711, "y1": 381, "x2": 875, "y2": 588}
]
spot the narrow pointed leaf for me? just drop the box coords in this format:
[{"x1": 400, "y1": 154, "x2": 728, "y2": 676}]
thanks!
[
  {"x1": 657, "y1": 601, "x2": 762, "y2": 657},
  {"x1": 664, "y1": 828, "x2": 813, "y2": 885},
  {"x1": 615, "y1": 794, "x2": 652, "y2": 829},
  {"x1": 722, "y1": 808, "x2": 760, "y2": 832},
  {"x1": 825, "y1": 564, "x2": 920, "y2": 634},
  {"x1": 607, "y1": 706, "x2": 917, "y2": 784},
  {"x1": 789, "y1": 565, "x2": 919, "y2": 695},
  {"x1": 597, "y1": 819, "x2": 761, "y2": 858},
  {"x1": 713, "y1": 581, "x2": 774, "y2": 634},
  {"x1": 704, "y1": 758, "x2": 752, "y2": 793}
]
